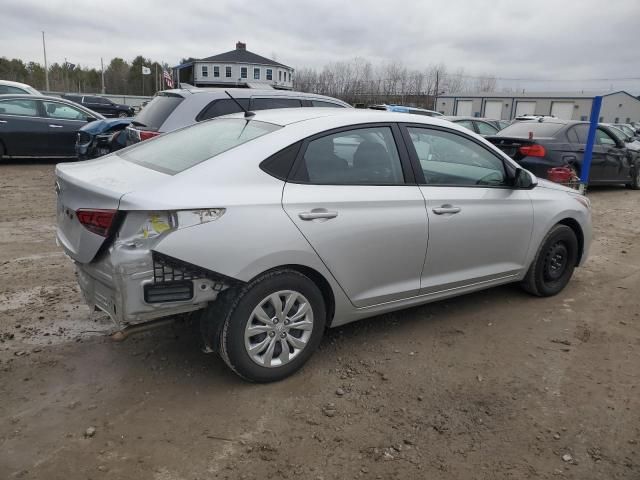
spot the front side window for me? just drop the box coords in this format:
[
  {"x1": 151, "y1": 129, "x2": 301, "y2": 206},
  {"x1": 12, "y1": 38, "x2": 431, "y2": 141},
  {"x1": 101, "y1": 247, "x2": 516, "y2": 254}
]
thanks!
[
  {"x1": 266, "y1": 69, "x2": 273, "y2": 81},
  {"x1": 0, "y1": 85, "x2": 28, "y2": 94},
  {"x1": 292, "y1": 126, "x2": 405, "y2": 185},
  {"x1": 241, "y1": 67, "x2": 247, "y2": 79},
  {"x1": 213, "y1": 66, "x2": 220, "y2": 78},
  {"x1": 254, "y1": 68, "x2": 261, "y2": 80},
  {"x1": 201, "y1": 65, "x2": 208, "y2": 78},
  {"x1": 407, "y1": 127, "x2": 507, "y2": 187},
  {"x1": 43, "y1": 101, "x2": 87, "y2": 120},
  {"x1": 225, "y1": 66, "x2": 232, "y2": 78},
  {"x1": 119, "y1": 118, "x2": 280, "y2": 174},
  {"x1": 0, "y1": 98, "x2": 38, "y2": 116},
  {"x1": 596, "y1": 128, "x2": 617, "y2": 146},
  {"x1": 475, "y1": 121, "x2": 499, "y2": 135}
]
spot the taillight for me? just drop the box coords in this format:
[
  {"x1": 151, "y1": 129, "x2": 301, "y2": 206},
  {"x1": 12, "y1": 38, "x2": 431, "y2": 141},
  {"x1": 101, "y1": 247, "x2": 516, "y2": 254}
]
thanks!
[
  {"x1": 139, "y1": 130, "x2": 160, "y2": 141},
  {"x1": 76, "y1": 209, "x2": 117, "y2": 237},
  {"x1": 547, "y1": 167, "x2": 574, "y2": 184},
  {"x1": 519, "y1": 144, "x2": 546, "y2": 157}
]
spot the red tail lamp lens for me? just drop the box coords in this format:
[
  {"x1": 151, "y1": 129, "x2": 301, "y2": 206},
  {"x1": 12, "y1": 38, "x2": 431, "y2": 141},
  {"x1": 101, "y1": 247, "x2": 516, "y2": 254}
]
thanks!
[
  {"x1": 76, "y1": 209, "x2": 117, "y2": 237},
  {"x1": 519, "y1": 144, "x2": 546, "y2": 157},
  {"x1": 139, "y1": 130, "x2": 160, "y2": 141}
]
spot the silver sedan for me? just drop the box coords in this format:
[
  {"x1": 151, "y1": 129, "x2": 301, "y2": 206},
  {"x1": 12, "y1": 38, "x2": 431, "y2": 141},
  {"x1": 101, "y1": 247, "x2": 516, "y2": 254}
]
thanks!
[{"x1": 55, "y1": 108, "x2": 592, "y2": 382}]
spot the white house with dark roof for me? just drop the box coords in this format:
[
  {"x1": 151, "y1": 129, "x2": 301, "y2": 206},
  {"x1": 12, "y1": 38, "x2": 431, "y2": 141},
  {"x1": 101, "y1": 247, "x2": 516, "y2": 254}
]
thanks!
[{"x1": 174, "y1": 42, "x2": 294, "y2": 90}]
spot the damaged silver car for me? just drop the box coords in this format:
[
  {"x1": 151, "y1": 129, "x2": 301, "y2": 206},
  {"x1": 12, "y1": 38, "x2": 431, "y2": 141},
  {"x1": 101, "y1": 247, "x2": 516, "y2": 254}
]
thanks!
[{"x1": 56, "y1": 108, "x2": 592, "y2": 382}]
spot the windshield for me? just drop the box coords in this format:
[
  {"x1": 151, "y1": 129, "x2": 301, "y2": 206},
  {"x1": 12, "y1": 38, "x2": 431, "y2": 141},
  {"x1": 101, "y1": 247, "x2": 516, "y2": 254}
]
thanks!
[
  {"x1": 119, "y1": 118, "x2": 281, "y2": 174},
  {"x1": 497, "y1": 121, "x2": 564, "y2": 138}
]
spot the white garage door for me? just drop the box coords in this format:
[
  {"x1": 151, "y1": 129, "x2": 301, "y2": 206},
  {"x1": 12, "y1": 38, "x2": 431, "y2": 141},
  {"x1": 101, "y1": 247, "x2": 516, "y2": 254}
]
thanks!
[
  {"x1": 456, "y1": 100, "x2": 473, "y2": 116},
  {"x1": 551, "y1": 102, "x2": 574, "y2": 120},
  {"x1": 484, "y1": 100, "x2": 503, "y2": 119},
  {"x1": 515, "y1": 101, "x2": 536, "y2": 117}
]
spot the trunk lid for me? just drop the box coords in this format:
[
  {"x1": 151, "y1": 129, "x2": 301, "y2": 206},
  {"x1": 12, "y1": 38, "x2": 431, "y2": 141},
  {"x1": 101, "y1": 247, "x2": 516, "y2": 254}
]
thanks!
[{"x1": 55, "y1": 154, "x2": 169, "y2": 264}]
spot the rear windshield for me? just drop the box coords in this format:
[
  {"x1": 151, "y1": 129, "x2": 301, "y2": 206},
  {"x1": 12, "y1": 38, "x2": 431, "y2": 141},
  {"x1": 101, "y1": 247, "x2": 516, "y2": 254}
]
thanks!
[
  {"x1": 133, "y1": 94, "x2": 184, "y2": 130},
  {"x1": 119, "y1": 118, "x2": 281, "y2": 174},
  {"x1": 497, "y1": 121, "x2": 564, "y2": 138}
]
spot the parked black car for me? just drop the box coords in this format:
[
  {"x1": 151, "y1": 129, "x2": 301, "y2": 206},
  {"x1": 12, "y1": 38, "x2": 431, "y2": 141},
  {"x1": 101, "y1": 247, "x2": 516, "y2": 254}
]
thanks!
[
  {"x1": 486, "y1": 119, "x2": 640, "y2": 189},
  {"x1": 76, "y1": 117, "x2": 132, "y2": 160},
  {"x1": 0, "y1": 94, "x2": 104, "y2": 159},
  {"x1": 62, "y1": 94, "x2": 134, "y2": 118}
]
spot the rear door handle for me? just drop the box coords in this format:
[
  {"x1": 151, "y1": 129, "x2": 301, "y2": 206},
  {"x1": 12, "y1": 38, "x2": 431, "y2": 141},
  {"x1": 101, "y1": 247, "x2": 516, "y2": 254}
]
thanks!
[
  {"x1": 0, "y1": 120, "x2": 7, "y2": 124},
  {"x1": 299, "y1": 210, "x2": 338, "y2": 220},
  {"x1": 49, "y1": 124, "x2": 63, "y2": 128},
  {"x1": 432, "y1": 205, "x2": 461, "y2": 215}
]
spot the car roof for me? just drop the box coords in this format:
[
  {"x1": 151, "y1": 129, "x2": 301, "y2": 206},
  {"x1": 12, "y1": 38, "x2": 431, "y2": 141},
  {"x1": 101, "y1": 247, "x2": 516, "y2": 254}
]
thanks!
[
  {"x1": 158, "y1": 87, "x2": 350, "y2": 105},
  {"x1": 222, "y1": 107, "x2": 468, "y2": 129},
  {"x1": 0, "y1": 79, "x2": 33, "y2": 88}
]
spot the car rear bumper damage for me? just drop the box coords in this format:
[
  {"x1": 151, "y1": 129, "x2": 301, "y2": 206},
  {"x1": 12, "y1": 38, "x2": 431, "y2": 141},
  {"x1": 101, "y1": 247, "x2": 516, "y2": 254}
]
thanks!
[{"x1": 73, "y1": 247, "x2": 236, "y2": 329}]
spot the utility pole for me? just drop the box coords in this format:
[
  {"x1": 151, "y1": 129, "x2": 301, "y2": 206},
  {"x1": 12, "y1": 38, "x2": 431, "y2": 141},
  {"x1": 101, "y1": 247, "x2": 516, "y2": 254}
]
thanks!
[
  {"x1": 101, "y1": 57, "x2": 105, "y2": 94},
  {"x1": 434, "y1": 70, "x2": 439, "y2": 111},
  {"x1": 42, "y1": 31, "x2": 50, "y2": 91},
  {"x1": 154, "y1": 63, "x2": 158, "y2": 93}
]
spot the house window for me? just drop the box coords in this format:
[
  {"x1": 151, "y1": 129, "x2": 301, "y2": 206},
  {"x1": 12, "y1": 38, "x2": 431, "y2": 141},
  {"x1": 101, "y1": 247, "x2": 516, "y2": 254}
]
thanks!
[
  {"x1": 266, "y1": 69, "x2": 273, "y2": 81},
  {"x1": 288, "y1": 72, "x2": 291, "y2": 82},
  {"x1": 254, "y1": 68, "x2": 260, "y2": 80},
  {"x1": 599, "y1": 116, "x2": 604, "y2": 122},
  {"x1": 627, "y1": 117, "x2": 631, "y2": 123},
  {"x1": 614, "y1": 117, "x2": 620, "y2": 123},
  {"x1": 241, "y1": 67, "x2": 247, "y2": 79},
  {"x1": 201, "y1": 65, "x2": 208, "y2": 77},
  {"x1": 225, "y1": 66, "x2": 232, "y2": 78},
  {"x1": 213, "y1": 66, "x2": 219, "y2": 78},
  {"x1": 580, "y1": 116, "x2": 587, "y2": 121},
  {"x1": 279, "y1": 71, "x2": 282, "y2": 81}
]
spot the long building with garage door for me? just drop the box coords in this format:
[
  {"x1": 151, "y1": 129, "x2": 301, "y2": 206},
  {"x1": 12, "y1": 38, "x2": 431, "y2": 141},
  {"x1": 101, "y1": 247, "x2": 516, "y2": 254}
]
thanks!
[{"x1": 435, "y1": 91, "x2": 640, "y2": 122}]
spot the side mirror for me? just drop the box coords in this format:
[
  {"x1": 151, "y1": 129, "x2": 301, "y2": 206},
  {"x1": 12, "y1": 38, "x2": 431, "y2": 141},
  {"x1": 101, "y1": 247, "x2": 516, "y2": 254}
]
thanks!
[{"x1": 514, "y1": 168, "x2": 537, "y2": 189}]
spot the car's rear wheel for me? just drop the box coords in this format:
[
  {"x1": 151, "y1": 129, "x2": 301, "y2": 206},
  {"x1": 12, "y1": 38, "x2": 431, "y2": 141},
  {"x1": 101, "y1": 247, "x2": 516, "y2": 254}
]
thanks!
[
  {"x1": 217, "y1": 269, "x2": 326, "y2": 382},
  {"x1": 625, "y1": 162, "x2": 640, "y2": 190},
  {"x1": 521, "y1": 224, "x2": 578, "y2": 297}
]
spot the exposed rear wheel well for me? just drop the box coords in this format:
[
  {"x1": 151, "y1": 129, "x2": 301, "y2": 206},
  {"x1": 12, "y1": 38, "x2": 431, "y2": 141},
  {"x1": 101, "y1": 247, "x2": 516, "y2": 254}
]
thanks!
[
  {"x1": 557, "y1": 218, "x2": 584, "y2": 265},
  {"x1": 268, "y1": 264, "x2": 336, "y2": 328}
]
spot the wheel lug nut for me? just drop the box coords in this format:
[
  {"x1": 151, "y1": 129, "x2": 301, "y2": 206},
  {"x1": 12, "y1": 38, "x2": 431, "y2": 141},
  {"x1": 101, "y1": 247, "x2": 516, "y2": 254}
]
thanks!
[
  {"x1": 269, "y1": 331, "x2": 275, "y2": 337},
  {"x1": 273, "y1": 319, "x2": 279, "y2": 324},
  {"x1": 284, "y1": 320, "x2": 289, "y2": 325},
  {"x1": 280, "y1": 332, "x2": 286, "y2": 338}
]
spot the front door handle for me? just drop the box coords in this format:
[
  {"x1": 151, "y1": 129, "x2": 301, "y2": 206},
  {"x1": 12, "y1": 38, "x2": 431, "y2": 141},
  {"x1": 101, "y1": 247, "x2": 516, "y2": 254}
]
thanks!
[
  {"x1": 432, "y1": 205, "x2": 461, "y2": 215},
  {"x1": 0, "y1": 120, "x2": 7, "y2": 124},
  {"x1": 299, "y1": 210, "x2": 338, "y2": 221},
  {"x1": 49, "y1": 124, "x2": 63, "y2": 128}
]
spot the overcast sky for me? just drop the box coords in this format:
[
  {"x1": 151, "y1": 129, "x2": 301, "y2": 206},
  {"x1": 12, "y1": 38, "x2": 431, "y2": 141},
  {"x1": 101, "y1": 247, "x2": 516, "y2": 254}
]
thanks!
[{"x1": 2, "y1": 0, "x2": 640, "y2": 92}]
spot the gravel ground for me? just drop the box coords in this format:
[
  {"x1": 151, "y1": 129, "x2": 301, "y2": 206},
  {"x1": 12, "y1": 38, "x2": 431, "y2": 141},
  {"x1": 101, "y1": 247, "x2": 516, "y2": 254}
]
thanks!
[{"x1": 0, "y1": 161, "x2": 638, "y2": 480}]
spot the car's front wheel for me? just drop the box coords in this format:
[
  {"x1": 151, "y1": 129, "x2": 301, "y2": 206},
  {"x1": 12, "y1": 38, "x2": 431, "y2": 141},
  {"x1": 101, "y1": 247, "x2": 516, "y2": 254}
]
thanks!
[
  {"x1": 521, "y1": 224, "x2": 578, "y2": 297},
  {"x1": 118, "y1": 111, "x2": 129, "y2": 118},
  {"x1": 216, "y1": 270, "x2": 326, "y2": 382}
]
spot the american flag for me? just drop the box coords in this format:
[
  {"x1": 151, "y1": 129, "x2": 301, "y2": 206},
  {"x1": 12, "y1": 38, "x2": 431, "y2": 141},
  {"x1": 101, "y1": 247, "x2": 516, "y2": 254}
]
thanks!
[{"x1": 163, "y1": 70, "x2": 174, "y2": 88}]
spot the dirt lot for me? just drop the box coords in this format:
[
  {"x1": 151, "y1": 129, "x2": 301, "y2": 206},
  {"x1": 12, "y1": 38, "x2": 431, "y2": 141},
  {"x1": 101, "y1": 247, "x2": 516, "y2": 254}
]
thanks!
[{"x1": 0, "y1": 161, "x2": 638, "y2": 480}]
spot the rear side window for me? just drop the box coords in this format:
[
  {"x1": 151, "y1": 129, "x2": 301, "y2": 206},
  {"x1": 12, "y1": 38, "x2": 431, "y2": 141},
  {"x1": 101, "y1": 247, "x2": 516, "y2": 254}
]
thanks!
[
  {"x1": 291, "y1": 127, "x2": 405, "y2": 185},
  {"x1": 310, "y1": 100, "x2": 344, "y2": 108},
  {"x1": 133, "y1": 94, "x2": 184, "y2": 130},
  {"x1": 198, "y1": 98, "x2": 250, "y2": 121},
  {"x1": 0, "y1": 98, "x2": 39, "y2": 116},
  {"x1": 251, "y1": 98, "x2": 302, "y2": 110},
  {"x1": 119, "y1": 118, "x2": 280, "y2": 174},
  {"x1": 454, "y1": 120, "x2": 475, "y2": 131},
  {"x1": 567, "y1": 124, "x2": 589, "y2": 144},
  {"x1": 0, "y1": 85, "x2": 27, "y2": 94},
  {"x1": 260, "y1": 142, "x2": 302, "y2": 180},
  {"x1": 498, "y1": 122, "x2": 564, "y2": 138}
]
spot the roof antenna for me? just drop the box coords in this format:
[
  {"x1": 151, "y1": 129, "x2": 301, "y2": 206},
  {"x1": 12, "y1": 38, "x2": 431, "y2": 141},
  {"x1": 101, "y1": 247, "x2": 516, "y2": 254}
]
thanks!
[{"x1": 225, "y1": 91, "x2": 255, "y2": 118}]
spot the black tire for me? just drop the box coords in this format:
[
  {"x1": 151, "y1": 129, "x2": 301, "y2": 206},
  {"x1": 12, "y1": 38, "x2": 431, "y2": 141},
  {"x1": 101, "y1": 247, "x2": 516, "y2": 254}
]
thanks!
[
  {"x1": 214, "y1": 269, "x2": 326, "y2": 382},
  {"x1": 118, "y1": 111, "x2": 129, "y2": 118},
  {"x1": 521, "y1": 225, "x2": 578, "y2": 297},
  {"x1": 625, "y1": 162, "x2": 640, "y2": 190}
]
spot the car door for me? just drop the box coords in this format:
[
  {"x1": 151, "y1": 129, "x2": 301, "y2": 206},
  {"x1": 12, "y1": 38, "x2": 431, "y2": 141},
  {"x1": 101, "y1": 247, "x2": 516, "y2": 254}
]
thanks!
[
  {"x1": 566, "y1": 124, "x2": 608, "y2": 181},
  {"x1": 282, "y1": 124, "x2": 428, "y2": 308},
  {"x1": 0, "y1": 97, "x2": 49, "y2": 156},
  {"x1": 42, "y1": 100, "x2": 90, "y2": 157},
  {"x1": 594, "y1": 128, "x2": 625, "y2": 181},
  {"x1": 401, "y1": 124, "x2": 534, "y2": 293}
]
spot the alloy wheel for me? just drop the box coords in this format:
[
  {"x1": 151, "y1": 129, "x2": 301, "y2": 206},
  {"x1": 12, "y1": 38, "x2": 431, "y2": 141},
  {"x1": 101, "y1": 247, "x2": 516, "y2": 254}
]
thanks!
[{"x1": 244, "y1": 290, "x2": 314, "y2": 368}]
